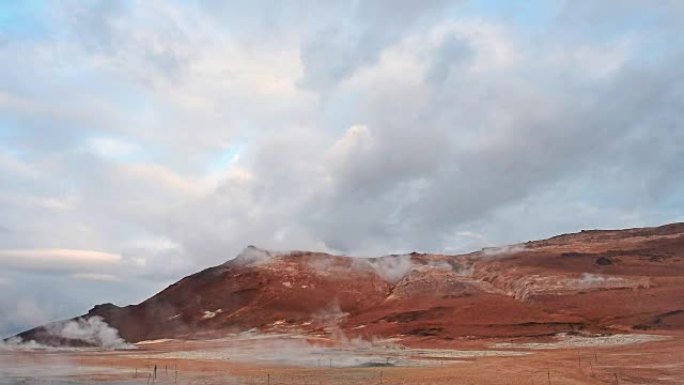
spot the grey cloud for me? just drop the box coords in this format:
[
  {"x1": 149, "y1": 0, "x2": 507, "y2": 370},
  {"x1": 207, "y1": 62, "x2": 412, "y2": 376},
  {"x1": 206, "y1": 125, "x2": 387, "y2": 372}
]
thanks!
[
  {"x1": 0, "y1": 296, "x2": 52, "y2": 339},
  {"x1": 425, "y1": 36, "x2": 474, "y2": 84},
  {"x1": 298, "y1": 21, "x2": 684, "y2": 252},
  {"x1": 65, "y1": 0, "x2": 128, "y2": 52},
  {"x1": 298, "y1": 0, "x2": 455, "y2": 91},
  {"x1": 0, "y1": 268, "x2": 166, "y2": 338},
  {"x1": 556, "y1": 0, "x2": 684, "y2": 27},
  {"x1": 1, "y1": 0, "x2": 683, "y2": 335},
  {"x1": 63, "y1": 0, "x2": 194, "y2": 83}
]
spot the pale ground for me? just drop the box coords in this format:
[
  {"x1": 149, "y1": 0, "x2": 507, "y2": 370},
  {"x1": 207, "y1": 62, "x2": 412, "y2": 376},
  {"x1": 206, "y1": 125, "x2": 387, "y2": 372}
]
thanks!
[{"x1": 1, "y1": 331, "x2": 683, "y2": 384}]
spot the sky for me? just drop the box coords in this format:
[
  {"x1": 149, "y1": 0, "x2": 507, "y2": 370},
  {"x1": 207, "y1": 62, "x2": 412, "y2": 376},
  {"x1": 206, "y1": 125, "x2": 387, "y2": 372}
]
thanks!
[{"x1": 1, "y1": 0, "x2": 683, "y2": 338}]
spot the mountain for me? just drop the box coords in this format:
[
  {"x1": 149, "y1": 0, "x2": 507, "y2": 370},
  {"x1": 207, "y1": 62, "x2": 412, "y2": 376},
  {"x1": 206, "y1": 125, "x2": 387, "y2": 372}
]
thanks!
[{"x1": 14, "y1": 223, "x2": 684, "y2": 346}]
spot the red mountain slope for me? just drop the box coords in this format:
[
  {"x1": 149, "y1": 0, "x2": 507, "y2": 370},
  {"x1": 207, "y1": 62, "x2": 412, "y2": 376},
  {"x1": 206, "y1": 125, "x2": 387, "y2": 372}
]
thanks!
[{"x1": 15, "y1": 223, "x2": 684, "y2": 345}]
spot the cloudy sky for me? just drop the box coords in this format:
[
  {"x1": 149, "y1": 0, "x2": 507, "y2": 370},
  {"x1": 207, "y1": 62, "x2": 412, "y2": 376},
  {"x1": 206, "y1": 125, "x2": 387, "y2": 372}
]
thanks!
[{"x1": 1, "y1": 0, "x2": 683, "y2": 337}]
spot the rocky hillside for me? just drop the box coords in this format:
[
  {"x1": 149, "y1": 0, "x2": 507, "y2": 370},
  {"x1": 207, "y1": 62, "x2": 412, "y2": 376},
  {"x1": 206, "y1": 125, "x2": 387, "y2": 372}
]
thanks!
[{"x1": 15, "y1": 223, "x2": 684, "y2": 346}]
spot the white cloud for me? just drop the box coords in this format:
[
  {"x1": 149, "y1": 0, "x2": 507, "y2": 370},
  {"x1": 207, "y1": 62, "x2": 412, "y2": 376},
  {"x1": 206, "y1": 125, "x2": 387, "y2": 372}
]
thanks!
[
  {"x1": 0, "y1": 249, "x2": 121, "y2": 272},
  {"x1": 86, "y1": 137, "x2": 140, "y2": 160},
  {"x1": 329, "y1": 124, "x2": 373, "y2": 165},
  {"x1": 0, "y1": 193, "x2": 76, "y2": 211},
  {"x1": 70, "y1": 273, "x2": 121, "y2": 282}
]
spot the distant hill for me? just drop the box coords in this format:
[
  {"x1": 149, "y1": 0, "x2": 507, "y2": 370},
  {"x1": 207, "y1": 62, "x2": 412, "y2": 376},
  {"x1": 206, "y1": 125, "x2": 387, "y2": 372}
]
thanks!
[{"x1": 14, "y1": 223, "x2": 684, "y2": 346}]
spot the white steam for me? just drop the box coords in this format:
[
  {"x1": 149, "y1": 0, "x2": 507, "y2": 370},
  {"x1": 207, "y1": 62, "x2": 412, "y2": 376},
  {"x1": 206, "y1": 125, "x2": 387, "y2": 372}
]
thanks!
[
  {"x1": 0, "y1": 336, "x2": 51, "y2": 351},
  {"x1": 481, "y1": 244, "x2": 526, "y2": 258},
  {"x1": 45, "y1": 316, "x2": 134, "y2": 350},
  {"x1": 366, "y1": 255, "x2": 414, "y2": 283},
  {"x1": 1, "y1": 316, "x2": 132, "y2": 351},
  {"x1": 309, "y1": 253, "x2": 474, "y2": 283},
  {"x1": 313, "y1": 301, "x2": 348, "y2": 326},
  {"x1": 422, "y1": 260, "x2": 453, "y2": 271},
  {"x1": 232, "y1": 246, "x2": 274, "y2": 266},
  {"x1": 574, "y1": 273, "x2": 649, "y2": 290}
]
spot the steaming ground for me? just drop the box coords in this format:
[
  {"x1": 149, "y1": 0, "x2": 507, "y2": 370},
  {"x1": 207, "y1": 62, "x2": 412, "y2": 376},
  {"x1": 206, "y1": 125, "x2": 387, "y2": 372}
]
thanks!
[
  {"x1": 126, "y1": 333, "x2": 530, "y2": 367},
  {"x1": 3, "y1": 316, "x2": 134, "y2": 351},
  {"x1": 2, "y1": 331, "x2": 683, "y2": 384}
]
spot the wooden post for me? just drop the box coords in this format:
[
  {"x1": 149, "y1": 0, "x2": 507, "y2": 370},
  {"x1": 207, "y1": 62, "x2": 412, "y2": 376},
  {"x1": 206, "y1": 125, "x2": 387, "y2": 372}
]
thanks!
[
  {"x1": 267, "y1": 372, "x2": 270, "y2": 385},
  {"x1": 547, "y1": 369, "x2": 551, "y2": 385}
]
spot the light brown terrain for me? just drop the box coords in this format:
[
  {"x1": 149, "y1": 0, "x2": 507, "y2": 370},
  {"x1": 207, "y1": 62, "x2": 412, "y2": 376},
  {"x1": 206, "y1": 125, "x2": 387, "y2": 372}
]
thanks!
[
  {"x1": 5, "y1": 223, "x2": 684, "y2": 384},
  {"x1": 3, "y1": 331, "x2": 684, "y2": 384}
]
